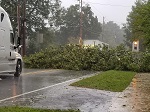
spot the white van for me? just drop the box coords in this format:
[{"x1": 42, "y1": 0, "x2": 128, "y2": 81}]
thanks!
[{"x1": 0, "y1": 6, "x2": 22, "y2": 77}]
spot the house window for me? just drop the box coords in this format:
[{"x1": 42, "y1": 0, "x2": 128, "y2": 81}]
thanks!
[{"x1": 1, "y1": 13, "x2": 4, "y2": 22}]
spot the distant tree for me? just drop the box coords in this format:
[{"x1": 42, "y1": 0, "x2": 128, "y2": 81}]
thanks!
[
  {"x1": 102, "y1": 21, "x2": 124, "y2": 48},
  {"x1": 123, "y1": 24, "x2": 132, "y2": 48},
  {"x1": 26, "y1": 28, "x2": 55, "y2": 55},
  {"x1": 0, "y1": 0, "x2": 57, "y2": 34},
  {"x1": 0, "y1": 0, "x2": 58, "y2": 30},
  {"x1": 68, "y1": 37, "x2": 80, "y2": 44},
  {"x1": 51, "y1": 4, "x2": 102, "y2": 44}
]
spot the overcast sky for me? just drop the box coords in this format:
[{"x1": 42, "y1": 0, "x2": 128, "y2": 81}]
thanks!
[{"x1": 61, "y1": 0, "x2": 136, "y2": 26}]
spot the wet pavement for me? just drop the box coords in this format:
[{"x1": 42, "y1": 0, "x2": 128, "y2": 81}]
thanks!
[
  {"x1": 0, "y1": 70, "x2": 116, "y2": 112},
  {"x1": 30, "y1": 81, "x2": 116, "y2": 112},
  {"x1": 0, "y1": 69, "x2": 96, "y2": 101},
  {"x1": 0, "y1": 69, "x2": 150, "y2": 112}
]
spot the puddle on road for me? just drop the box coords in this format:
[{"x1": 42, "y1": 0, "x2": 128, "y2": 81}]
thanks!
[{"x1": 0, "y1": 93, "x2": 45, "y2": 107}]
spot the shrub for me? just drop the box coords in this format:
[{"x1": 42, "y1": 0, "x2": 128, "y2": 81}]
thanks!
[{"x1": 23, "y1": 44, "x2": 150, "y2": 72}]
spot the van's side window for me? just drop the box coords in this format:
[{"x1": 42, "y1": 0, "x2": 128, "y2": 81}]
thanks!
[
  {"x1": 1, "y1": 13, "x2": 4, "y2": 22},
  {"x1": 10, "y1": 33, "x2": 15, "y2": 45}
]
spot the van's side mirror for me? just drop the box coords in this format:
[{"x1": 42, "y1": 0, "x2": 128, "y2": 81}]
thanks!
[
  {"x1": 13, "y1": 37, "x2": 21, "y2": 49},
  {"x1": 17, "y1": 37, "x2": 22, "y2": 52},
  {"x1": 18, "y1": 45, "x2": 22, "y2": 52}
]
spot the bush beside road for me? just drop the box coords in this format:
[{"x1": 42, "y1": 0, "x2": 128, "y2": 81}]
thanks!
[{"x1": 24, "y1": 45, "x2": 150, "y2": 72}]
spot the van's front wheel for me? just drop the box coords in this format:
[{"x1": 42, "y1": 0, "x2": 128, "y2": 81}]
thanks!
[{"x1": 14, "y1": 60, "x2": 22, "y2": 77}]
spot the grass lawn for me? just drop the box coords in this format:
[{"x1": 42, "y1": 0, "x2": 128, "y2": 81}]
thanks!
[
  {"x1": 71, "y1": 70, "x2": 136, "y2": 92},
  {"x1": 0, "y1": 106, "x2": 79, "y2": 112}
]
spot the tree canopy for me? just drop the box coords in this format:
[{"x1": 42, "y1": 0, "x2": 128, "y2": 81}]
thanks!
[
  {"x1": 52, "y1": 4, "x2": 102, "y2": 44},
  {"x1": 0, "y1": 0, "x2": 61, "y2": 35},
  {"x1": 126, "y1": 0, "x2": 150, "y2": 50},
  {"x1": 0, "y1": 0, "x2": 62, "y2": 54},
  {"x1": 102, "y1": 21, "x2": 124, "y2": 48}
]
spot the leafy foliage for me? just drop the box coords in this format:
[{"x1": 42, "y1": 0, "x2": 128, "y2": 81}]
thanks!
[
  {"x1": 125, "y1": 0, "x2": 150, "y2": 51},
  {"x1": 24, "y1": 44, "x2": 150, "y2": 72},
  {"x1": 26, "y1": 27, "x2": 56, "y2": 55},
  {"x1": 0, "y1": 0, "x2": 61, "y2": 34},
  {"x1": 102, "y1": 21, "x2": 125, "y2": 48},
  {"x1": 123, "y1": 24, "x2": 132, "y2": 48},
  {"x1": 51, "y1": 4, "x2": 102, "y2": 44}
]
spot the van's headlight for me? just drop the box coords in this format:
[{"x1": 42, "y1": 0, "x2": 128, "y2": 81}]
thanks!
[{"x1": 16, "y1": 54, "x2": 19, "y2": 57}]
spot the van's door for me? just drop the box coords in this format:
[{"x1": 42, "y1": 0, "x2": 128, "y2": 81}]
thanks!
[{"x1": 0, "y1": 29, "x2": 8, "y2": 72}]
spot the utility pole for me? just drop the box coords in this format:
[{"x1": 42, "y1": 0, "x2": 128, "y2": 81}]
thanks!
[
  {"x1": 17, "y1": 0, "x2": 26, "y2": 56},
  {"x1": 17, "y1": 0, "x2": 20, "y2": 39},
  {"x1": 102, "y1": 16, "x2": 105, "y2": 42},
  {"x1": 79, "y1": 0, "x2": 83, "y2": 46},
  {"x1": 22, "y1": 0, "x2": 26, "y2": 56},
  {"x1": 17, "y1": 0, "x2": 22, "y2": 55}
]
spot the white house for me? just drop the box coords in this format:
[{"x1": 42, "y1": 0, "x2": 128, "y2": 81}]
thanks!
[{"x1": 83, "y1": 39, "x2": 109, "y2": 48}]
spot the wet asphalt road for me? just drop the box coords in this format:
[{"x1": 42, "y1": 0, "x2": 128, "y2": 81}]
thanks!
[
  {"x1": 0, "y1": 69, "x2": 118, "y2": 112},
  {"x1": 2, "y1": 69, "x2": 149, "y2": 112},
  {"x1": 0, "y1": 69, "x2": 96, "y2": 102}
]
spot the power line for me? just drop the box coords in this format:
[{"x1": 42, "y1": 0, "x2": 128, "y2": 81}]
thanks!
[
  {"x1": 85, "y1": 2, "x2": 131, "y2": 8},
  {"x1": 84, "y1": 0, "x2": 125, "y2": 25},
  {"x1": 85, "y1": 1, "x2": 107, "y2": 23}
]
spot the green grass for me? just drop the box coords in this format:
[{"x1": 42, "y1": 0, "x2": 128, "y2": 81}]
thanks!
[
  {"x1": 71, "y1": 70, "x2": 136, "y2": 92},
  {"x1": 0, "y1": 106, "x2": 79, "y2": 112}
]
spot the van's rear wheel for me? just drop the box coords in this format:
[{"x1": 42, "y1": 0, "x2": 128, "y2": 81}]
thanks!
[{"x1": 14, "y1": 60, "x2": 22, "y2": 77}]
